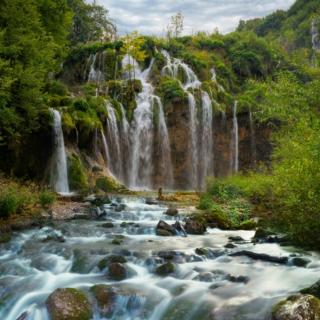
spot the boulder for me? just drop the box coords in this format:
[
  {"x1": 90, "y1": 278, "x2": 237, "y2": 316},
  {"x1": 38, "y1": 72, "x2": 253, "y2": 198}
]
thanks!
[
  {"x1": 272, "y1": 294, "x2": 320, "y2": 320},
  {"x1": 228, "y1": 236, "x2": 244, "y2": 242},
  {"x1": 101, "y1": 222, "x2": 114, "y2": 228},
  {"x1": 108, "y1": 262, "x2": 127, "y2": 280},
  {"x1": 290, "y1": 257, "x2": 311, "y2": 267},
  {"x1": 301, "y1": 280, "x2": 320, "y2": 298},
  {"x1": 195, "y1": 248, "x2": 209, "y2": 256},
  {"x1": 165, "y1": 207, "x2": 179, "y2": 216},
  {"x1": 146, "y1": 198, "x2": 158, "y2": 205},
  {"x1": 46, "y1": 288, "x2": 92, "y2": 320},
  {"x1": 156, "y1": 220, "x2": 176, "y2": 236},
  {"x1": 184, "y1": 219, "x2": 206, "y2": 235},
  {"x1": 98, "y1": 255, "x2": 127, "y2": 271},
  {"x1": 156, "y1": 262, "x2": 175, "y2": 276}
]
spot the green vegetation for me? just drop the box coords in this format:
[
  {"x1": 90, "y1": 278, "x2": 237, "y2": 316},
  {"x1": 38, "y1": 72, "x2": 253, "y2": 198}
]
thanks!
[{"x1": 68, "y1": 154, "x2": 89, "y2": 192}]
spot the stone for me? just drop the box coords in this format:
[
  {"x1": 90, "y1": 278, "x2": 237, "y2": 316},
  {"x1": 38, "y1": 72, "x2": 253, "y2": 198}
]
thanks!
[
  {"x1": 228, "y1": 236, "x2": 244, "y2": 242},
  {"x1": 195, "y1": 248, "x2": 209, "y2": 256},
  {"x1": 165, "y1": 207, "x2": 179, "y2": 216},
  {"x1": 225, "y1": 243, "x2": 237, "y2": 249},
  {"x1": 291, "y1": 257, "x2": 311, "y2": 267},
  {"x1": 97, "y1": 255, "x2": 127, "y2": 271},
  {"x1": 156, "y1": 220, "x2": 176, "y2": 236},
  {"x1": 301, "y1": 280, "x2": 320, "y2": 298},
  {"x1": 230, "y1": 250, "x2": 288, "y2": 264},
  {"x1": 101, "y1": 222, "x2": 114, "y2": 228},
  {"x1": 184, "y1": 219, "x2": 206, "y2": 235},
  {"x1": 156, "y1": 262, "x2": 175, "y2": 276},
  {"x1": 108, "y1": 263, "x2": 127, "y2": 280},
  {"x1": 0, "y1": 233, "x2": 11, "y2": 243},
  {"x1": 227, "y1": 274, "x2": 250, "y2": 283},
  {"x1": 146, "y1": 198, "x2": 158, "y2": 205},
  {"x1": 46, "y1": 288, "x2": 92, "y2": 320},
  {"x1": 272, "y1": 294, "x2": 320, "y2": 320}
]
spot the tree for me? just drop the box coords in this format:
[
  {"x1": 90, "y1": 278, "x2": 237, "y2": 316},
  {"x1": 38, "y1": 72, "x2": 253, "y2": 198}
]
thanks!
[
  {"x1": 67, "y1": 0, "x2": 116, "y2": 44},
  {"x1": 120, "y1": 32, "x2": 146, "y2": 80},
  {"x1": 167, "y1": 12, "x2": 184, "y2": 39}
]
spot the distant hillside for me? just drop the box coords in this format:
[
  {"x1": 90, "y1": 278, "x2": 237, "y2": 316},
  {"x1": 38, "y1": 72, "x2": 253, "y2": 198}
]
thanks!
[{"x1": 237, "y1": 0, "x2": 320, "y2": 51}]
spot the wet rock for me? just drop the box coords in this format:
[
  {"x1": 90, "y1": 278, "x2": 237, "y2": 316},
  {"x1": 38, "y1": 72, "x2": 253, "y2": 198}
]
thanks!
[
  {"x1": 194, "y1": 272, "x2": 215, "y2": 282},
  {"x1": 101, "y1": 222, "x2": 114, "y2": 228},
  {"x1": 228, "y1": 236, "x2": 244, "y2": 242},
  {"x1": 156, "y1": 220, "x2": 176, "y2": 236},
  {"x1": 227, "y1": 274, "x2": 250, "y2": 283},
  {"x1": 157, "y1": 250, "x2": 185, "y2": 263},
  {"x1": 230, "y1": 250, "x2": 288, "y2": 264},
  {"x1": 172, "y1": 221, "x2": 187, "y2": 236},
  {"x1": 156, "y1": 262, "x2": 175, "y2": 276},
  {"x1": 301, "y1": 280, "x2": 320, "y2": 298},
  {"x1": 146, "y1": 198, "x2": 158, "y2": 205},
  {"x1": 46, "y1": 288, "x2": 92, "y2": 320},
  {"x1": 16, "y1": 311, "x2": 29, "y2": 320},
  {"x1": 272, "y1": 294, "x2": 320, "y2": 320},
  {"x1": 290, "y1": 257, "x2": 311, "y2": 267},
  {"x1": 89, "y1": 195, "x2": 111, "y2": 207},
  {"x1": 115, "y1": 203, "x2": 127, "y2": 212},
  {"x1": 98, "y1": 255, "x2": 127, "y2": 271},
  {"x1": 184, "y1": 219, "x2": 206, "y2": 235},
  {"x1": 195, "y1": 248, "x2": 209, "y2": 256},
  {"x1": 108, "y1": 262, "x2": 127, "y2": 280},
  {"x1": 90, "y1": 285, "x2": 116, "y2": 316},
  {"x1": 165, "y1": 207, "x2": 179, "y2": 216},
  {"x1": 225, "y1": 243, "x2": 237, "y2": 249}
]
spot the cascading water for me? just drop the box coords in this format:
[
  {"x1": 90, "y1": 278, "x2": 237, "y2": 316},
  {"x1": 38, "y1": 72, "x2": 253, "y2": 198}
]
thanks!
[
  {"x1": 200, "y1": 91, "x2": 214, "y2": 189},
  {"x1": 105, "y1": 102, "x2": 122, "y2": 181},
  {"x1": 153, "y1": 96, "x2": 174, "y2": 189},
  {"x1": 49, "y1": 109, "x2": 69, "y2": 194},
  {"x1": 1, "y1": 196, "x2": 319, "y2": 320},
  {"x1": 162, "y1": 50, "x2": 215, "y2": 189},
  {"x1": 230, "y1": 101, "x2": 239, "y2": 173},
  {"x1": 119, "y1": 103, "x2": 130, "y2": 184},
  {"x1": 311, "y1": 19, "x2": 320, "y2": 67},
  {"x1": 87, "y1": 53, "x2": 105, "y2": 84},
  {"x1": 123, "y1": 54, "x2": 154, "y2": 189}
]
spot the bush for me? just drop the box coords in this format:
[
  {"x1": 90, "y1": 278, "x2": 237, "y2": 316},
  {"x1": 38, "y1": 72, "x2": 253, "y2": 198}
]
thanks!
[
  {"x1": 0, "y1": 192, "x2": 21, "y2": 218},
  {"x1": 95, "y1": 177, "x2": 119, "y2": 192},
  {"x1": 68, "y1": 155, "x2": 89, "y2": 191},
  {"x1": 157, "y1": 76, "x2": 186, "y2": 103},
  {"x1": 39, "y1": 191, "x2": 56, "y2": 209}
]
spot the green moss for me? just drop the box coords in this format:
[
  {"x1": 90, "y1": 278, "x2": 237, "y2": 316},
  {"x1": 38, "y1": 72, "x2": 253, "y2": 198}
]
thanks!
[
  {"x1": 68, "y1": 155, "x2": 89, "y2": 192},
  {"x1": 95, "y1": 176, "x2": 119, "y2": 193},
  {"x1": 62, "y1": 113, "x2": 76, "y2": 134},
  {"x1": 39, "y1": 191, "x2": 56, "y2": 209},
  {"x1": 156, "y1": 76, "x2": 187, "y2": 104},
  {"x1": 237, "y1": 219, "x2": 257, "y2": 230}
]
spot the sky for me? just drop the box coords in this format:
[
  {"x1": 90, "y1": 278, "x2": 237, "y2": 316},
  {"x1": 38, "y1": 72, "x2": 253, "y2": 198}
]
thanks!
[{"x1": 96, "y1": 0, "x2": 296, "y2": 35}]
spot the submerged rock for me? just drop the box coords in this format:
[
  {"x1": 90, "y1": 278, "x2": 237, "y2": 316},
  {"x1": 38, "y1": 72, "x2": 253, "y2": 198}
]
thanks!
[
  {"x1": 228, "y1": 236, "x2": 244, "y2": 242},
  {"x1": 91, "y1": 285, "x2": 116, "y2": 316},
  {"x1": 108, "y1": 262, "x2": 127, "y2": 280},
  {"x1": 146, "y1": 198, "x2": 158, "y2": 205},
  {"x1": 195, "y1": 248, "x2": 209, "y2": 256},
  {"x1": 156, "y1": 262, "x2": 175, "y2": 276},
  {"x1": 184, "y1": 218, "x2": 206, "y2": 235},
  {"x1": 46, "y1": 288, "x2": 92, "y2": 320},
  {"x1": 101, "y1": 222, "x2": 114, "y2": 228},
  {"x1": 272, "y1": 294, "x2": 320, "y2": 320},
  {"x1": 290, "y1": 256, "x2": 311, "y2": 267},
  {"x1": 230, "y1": 250, "x2": 288, "y2": 264},
  {"x1": 156, "y1": 220, "x2": 176, "y2": 236},
  {"x1": 98, "y1": 255, "x2": 127, "y2": 271},
  {"x1": 165, "y1": 207, "x2": 179, "y2": 216}
]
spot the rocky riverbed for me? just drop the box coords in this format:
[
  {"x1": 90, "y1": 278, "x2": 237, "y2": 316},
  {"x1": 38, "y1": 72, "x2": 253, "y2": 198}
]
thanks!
[{"x1": 0, "y1": 195, "x2": 319, "y2": 320}]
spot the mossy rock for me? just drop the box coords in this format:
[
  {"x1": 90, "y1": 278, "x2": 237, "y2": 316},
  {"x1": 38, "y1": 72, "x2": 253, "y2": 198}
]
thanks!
[
  {"x1": 90, "y1": 285, "x2": 116, "y2": 316},
  {"x1": 46, "y1": 288, "x2": 92, "y2": 320},
  {"x1": 237, "y1": 219, "x2": 257, "y2": 230},
  {"x1": 156, "y1": 262, "x2": 175, "y2": 276},
  {"x1": 156, "y1": 76, "x2": 187, "y2": 104},
  {"x1": 272, "y1": 294, "x2": 320, "y2": 320},
  {"x1": 95, "y1": 176, "x2": 122, "y2": 193},
  {"x1": 68, "y1": 154, "x2": 89, "y2": 192},
  {"x1": 301, "y1": 280, "x2": 320, "y2": 299},
  {"x1": 98, "y1": 255, "x2": 127, "y2": 270}
]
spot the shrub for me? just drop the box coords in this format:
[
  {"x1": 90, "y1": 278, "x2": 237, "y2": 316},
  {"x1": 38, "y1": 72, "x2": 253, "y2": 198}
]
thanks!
[
  {"x1": 39, "y1": 191, "x2": 56, "y2": 209},
  {"x1": 0, "y1": 192, "x2": 21, "y2": 218},
  {"x1": 157, "y1": 76, "x2": 186, "y2": 103},
  {"x1": 95, "y1": 177, "x2": 119, "y2": 192},
  {"x1": 68, "y1": 155, "x2": 89, "y2": 191}
]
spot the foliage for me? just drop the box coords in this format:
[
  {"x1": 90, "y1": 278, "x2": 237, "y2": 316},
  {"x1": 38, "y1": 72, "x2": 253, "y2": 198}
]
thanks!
[
  {"x1": 95, "y1": 176, "x2": 119, "y2": 192},
  {"x1": 167, "y1": 12, "x2": 184, "y2": 39},
  {"x1": 156, "y1": 76, "x2": 187, "y2": 103},
  {"x1": 68, "y1": 154, "x2": 88, "y2": 191},
  {"x1": 39, "y1": 190, "x2": 56, "y2": 209}
]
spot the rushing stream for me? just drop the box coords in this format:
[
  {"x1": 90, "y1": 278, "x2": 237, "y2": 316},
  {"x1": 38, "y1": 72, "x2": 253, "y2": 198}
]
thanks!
[{"x1": 1, "y1": 197, "x2": 319, "y2": 320}]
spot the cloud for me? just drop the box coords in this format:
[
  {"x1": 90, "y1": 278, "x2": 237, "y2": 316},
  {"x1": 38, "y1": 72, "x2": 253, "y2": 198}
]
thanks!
[{"x1": 96, "y1": 0, "x2": 296, "y2": 35}]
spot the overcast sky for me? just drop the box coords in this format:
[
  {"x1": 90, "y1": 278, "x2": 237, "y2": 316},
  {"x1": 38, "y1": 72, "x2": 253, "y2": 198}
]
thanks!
[{"x1": 96, "y1": 0, "x2": 295, "y2": 35}]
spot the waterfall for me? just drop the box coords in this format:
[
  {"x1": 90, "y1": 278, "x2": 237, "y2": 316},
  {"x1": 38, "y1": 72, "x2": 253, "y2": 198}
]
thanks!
[
  {"x1": 188, "y1": 92, "x2": 199, "y2": 189},
  {"x1": 87, "y1": 53, "x2": 105, "y2": 84},
  {"x1": 154, "y1": 96, "x2": 174, "y2": 189},
  {"x1": 230, "y1": 101, "x2": 239, "y2": 173},
  {"x1": 50, "y1": 109, "x2": 69, "y2": 194},
  {"x1": 105, "y1": 102, "x2": 122, "y2": 180},
  {"x1": 120, "y1": 104, "x2": 130, "y2": 184},
  {"x1": 311, "y1": 19, "x2": 320, "y2": 67},
  {"x1": 162, "y1": 50, "x2": 216, "y2": 189},
  {"x1": 249, "y1": 110, "x2": 257, "y2": 166},
  {"x1": 123, "y1": 55, "x2": 155, "y2": 189},
  {"x1": 200, "y1": 91, "x2": 214, "y2": 189}
]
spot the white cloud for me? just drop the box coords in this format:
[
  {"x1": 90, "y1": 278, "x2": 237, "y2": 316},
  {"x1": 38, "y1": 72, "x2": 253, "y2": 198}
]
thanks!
[{"x1": 96, "y1": 0, "x2": 296, "y2": 35}]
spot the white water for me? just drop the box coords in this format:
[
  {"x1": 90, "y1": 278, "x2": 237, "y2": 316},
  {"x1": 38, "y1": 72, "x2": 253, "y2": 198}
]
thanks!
[
  {"x1": 200, "y1": 91, "x2": 214, "y2": 189},
  {"x1": 50, "y1": 109, "x2": 69, "y2": 194},
  {"x1": 162, "y1": 50, "x2": 215, "y2": 189},
  {"x1": 1, "y1": 196, "x2": 319, "y2": 320},
  {"x1": 311, "y1": 19, "x2": 320, "y2": 66},
  {"x1": 105, "y1": 102, "x2": 122, "y2": 180},
  {"x1": 87, "y1": 53, "x2": 105, "y2": 84},
  {"x1": 230, "y1": 101, "x2": 239, "y2": 173}
]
